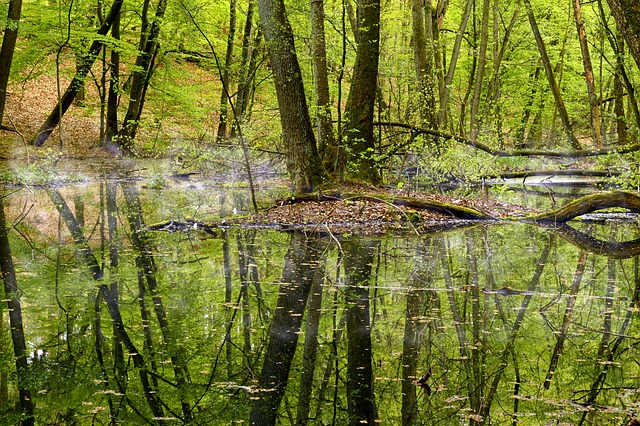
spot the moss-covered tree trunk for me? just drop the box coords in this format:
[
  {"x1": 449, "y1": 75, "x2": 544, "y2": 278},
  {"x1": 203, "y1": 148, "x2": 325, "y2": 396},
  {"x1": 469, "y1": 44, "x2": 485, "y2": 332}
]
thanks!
[
  {"x1": 606, "y1": 0, "x2": 640, "y2": 72},
  {"x1": 257, "y1": 0, "x2": 324, "y2": 193},
  {"x1": 343, "y1": 0, "x2": 381, "y2": 184}
]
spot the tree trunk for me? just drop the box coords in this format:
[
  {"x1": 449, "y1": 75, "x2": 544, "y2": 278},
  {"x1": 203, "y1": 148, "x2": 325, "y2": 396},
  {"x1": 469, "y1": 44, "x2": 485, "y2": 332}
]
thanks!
[
  {"x1": 311, "y1": 0, "x2": 338, "y2": 173},
  {"x1": 257, "y1": 0, "x2": 324, "y2": 193},
  {"x1": 572, "y1": 0, "x2": 603, "y2": 148},
  {"x1": 105, "y1": 11, "x2": 120, "y2": 145},
  {"x1": 0, "y1": 199, "x2": 34, "y2": 426},
  {"x1": 523, "y1": 0, "x2": 582, "y2": 150},
  {"x1": 118, "y1": 0, "x2": 168, "y2": 150},
  {"x1": 0, "y1": 0, "x2": 22, "y2": 126},
  {"x1": 216, "y1": 0, "x2": 237, "y2": 142},
  {"x1": 437, "y1": 0, "x2": 473, "y2": 128},
  {"x1": 469, "y1": 0, "x2": 491, "y2": 141},
  {"x1": 232, "y1": 0, "x2": 256, "y2": 136},
  {"x1": 31, "y1": 0, "x2": 123, "y2": 146},
  {"x1": 343, "y1": 0, "x2": 381, "y2": 184},
  {"x1": 606, "y1": 0, "x2": 640, "y2": 71},
  {"x1": 411, "y1": 0, "x2": 435, "y2": 127}
]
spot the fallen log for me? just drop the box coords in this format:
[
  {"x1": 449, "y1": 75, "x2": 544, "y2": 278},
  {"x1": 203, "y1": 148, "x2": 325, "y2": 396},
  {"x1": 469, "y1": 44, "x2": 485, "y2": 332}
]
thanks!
[{"x1": 531, "y1": 191, "x2": 640, "y2": 222}]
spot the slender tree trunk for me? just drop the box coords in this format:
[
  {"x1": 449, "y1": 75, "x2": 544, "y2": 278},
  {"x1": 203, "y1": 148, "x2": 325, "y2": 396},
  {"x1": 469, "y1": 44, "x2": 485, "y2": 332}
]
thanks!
[
  {"x1": 606, "y1": 0, "x2": 640, "y2": 71},
  {"x1": 216, "y1": 0, "x2": 237, "y2": 142},
  {"x1": 523, "y1": 0, "x2": 582, "y2": 150},
  {"x1": 31, "y1": 0, "x2": 123, "y2": 146},
  {"x1": 232, "y1": 0, "x2": 255, "y2": 136},
  {"x1": 411, "y1": 0, "x2": 435, "y2": 127},
  {"x1": 257, "y1": 0, "x2": 325, "y2": 193},
  {"x1": 0, "y1": 0, "x2": 22, "y2": 126},
  {"x1": 105, "y1": 11, "x2": 120, "y2": 145},
  {"x1": 572, "y1": 0, "x2": 603, "y2": 147},
  {"x1": 437, "y1": 0, "x2": 473, "y2": 128},
  {"x1": 0, "y1": 199, "x2": 34, "y2": 426},
  {"x1": 311, "y1": 0, "x2": 338, "y2": 173},
  {"x1": 469, "y1": 0, "x2": 491, "y2": 141},
  {"x1": 343, "y1": 0, "x2": 381, "y2": 183},
  {"x1": 118, "y1": 0, "x2": 168, "y2": 150}
]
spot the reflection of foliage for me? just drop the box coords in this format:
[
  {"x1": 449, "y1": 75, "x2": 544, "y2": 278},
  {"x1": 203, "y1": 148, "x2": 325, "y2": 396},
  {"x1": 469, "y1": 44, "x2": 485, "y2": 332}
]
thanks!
[{"x1": 3, "y1": 184, "x2": 640, "y2": 424}]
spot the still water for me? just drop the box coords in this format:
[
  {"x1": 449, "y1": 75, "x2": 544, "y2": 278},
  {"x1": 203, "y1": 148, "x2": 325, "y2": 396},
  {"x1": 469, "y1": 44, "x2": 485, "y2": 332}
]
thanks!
[{"x1": 0, "y1": 162, "x2": 639, "y2": 425}]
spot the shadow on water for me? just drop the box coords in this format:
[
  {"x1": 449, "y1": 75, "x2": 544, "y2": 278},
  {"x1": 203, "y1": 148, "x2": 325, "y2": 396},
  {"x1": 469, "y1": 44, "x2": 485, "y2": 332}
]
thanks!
[{"x1": 1, "y1": 169, "x2": 640, "y2": 425}]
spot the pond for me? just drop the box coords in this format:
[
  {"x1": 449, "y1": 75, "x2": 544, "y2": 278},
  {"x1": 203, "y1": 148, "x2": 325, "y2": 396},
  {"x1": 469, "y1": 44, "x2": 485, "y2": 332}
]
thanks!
[{"x1": 0, "y1": 160, "x2": 639, "y2": 425}]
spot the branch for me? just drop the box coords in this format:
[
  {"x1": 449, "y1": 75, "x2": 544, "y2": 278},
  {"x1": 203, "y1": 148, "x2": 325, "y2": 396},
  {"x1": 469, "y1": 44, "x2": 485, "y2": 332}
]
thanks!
[{"x1": 375, "y1": 121, "x2": 640, "y2": 158}]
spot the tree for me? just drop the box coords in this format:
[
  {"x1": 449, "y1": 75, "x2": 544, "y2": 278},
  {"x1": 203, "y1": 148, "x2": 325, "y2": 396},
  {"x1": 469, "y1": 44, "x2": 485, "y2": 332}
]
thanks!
[
  {"x1": 343, "y1": 0, "x2": 381, "y2": 183},
  {"x1": 31, "y1": 0, "x2": 124, "y2": 146},
  {"x1": 117, "y1": 0, "x2": 169, "y2": 150},
  {"x1": 0, "y1": 0, "x2": 22, "y2": 127},
  {"x1": 257, "y1": 0, "x2": 325, "y2": 193},
  {"x1": 606, "y1": 0, "x2": 640, "y2": 71}
]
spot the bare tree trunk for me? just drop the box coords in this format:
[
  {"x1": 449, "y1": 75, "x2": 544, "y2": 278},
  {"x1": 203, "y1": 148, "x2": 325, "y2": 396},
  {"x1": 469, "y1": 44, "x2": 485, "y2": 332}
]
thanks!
[
  {"x1": 0, "y1": 199, "x2": 34, "y2": 426},
  {"x1": 437, "y1": 0, "x2": 473, "y2": 129},
  {"x1": 311, "y1": 0, "x2": 338, "y2": 172},
  {"x1": 572, "y1": 0, "x2": 603, "y2": 147},
  {"x1": 232, "y1": 1, "x2": 256, "y2": 136},
  {"x1": 411, "y1": 0, "x2": 435, "y2": 127},
  {"x1": 0, "y1": 0, "x2": 22, "y2": 127},
  {"x1": 118, "y1": 0, "x2": 168, "y2": 150},
  {"x1": 523, "y1": 0, "x2": 582, "y2": 150},
  {"x1": 105, "y1": 11, "x2": 120, "y2": 145},
  {"x1": 343, "y1": 0, "x2": 381, "y2": 183},
  {"x1": 470, "y1": 0, "x2": 491, "y2": 141},
  {"x1": 216, "y1": 0, "x2": 237, "y2": 142}
]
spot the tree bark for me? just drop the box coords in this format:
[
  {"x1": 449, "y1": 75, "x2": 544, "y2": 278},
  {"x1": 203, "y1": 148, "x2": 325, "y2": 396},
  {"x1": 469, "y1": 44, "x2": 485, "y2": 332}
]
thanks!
[
  {"x1": 257, "y1": 0, "x2": 325, "y2": 193},
  {"x1": 105, "y1": 11, "x2": 120, "y2": 145},
  {"x1": 343, "y1": 0, "x2": 381, "y2": 184},
  {"x1": 0, "y1": 0, "x2": 22, "y2": 127},
  {"x1": 117, "y1": 0, "x2": 168, "y2": 150},
  {"x1": 216, "y1": 0, "x2": 237, "y2": 142},
  {"x1": 572, "y1": 0, "x2": 603, "y2": 148},
  {"x1": 311, "y1": 0, "x2": 338, "y2": 173},
  {"x1": 437, "y1": 0, "x2": 473, "y2": 128},
  {"x1": 31, "y1": 0, "x2": 123, "y2": 146},
  {"x1": 606, "y1": 0, "x2": 640, "y2": 71},
  {"x1": 470, "y1": 0, "x2": 491, "y2": 141},
  {"x1": 411, "y1": 0, "x2": 435, "y2": 127}
]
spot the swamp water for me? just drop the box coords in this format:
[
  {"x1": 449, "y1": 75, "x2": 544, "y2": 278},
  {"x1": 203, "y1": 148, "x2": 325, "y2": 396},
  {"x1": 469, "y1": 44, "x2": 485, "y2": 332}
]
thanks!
[{"x1": 0, "y1": 163, "x2": 639, "y2": 425}]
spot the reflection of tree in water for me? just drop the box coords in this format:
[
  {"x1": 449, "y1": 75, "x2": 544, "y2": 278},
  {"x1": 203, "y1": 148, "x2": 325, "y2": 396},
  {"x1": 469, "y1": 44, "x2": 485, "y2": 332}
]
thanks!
[{"x1": 2, "y1": 184, "x2": 640, "y2": 424}]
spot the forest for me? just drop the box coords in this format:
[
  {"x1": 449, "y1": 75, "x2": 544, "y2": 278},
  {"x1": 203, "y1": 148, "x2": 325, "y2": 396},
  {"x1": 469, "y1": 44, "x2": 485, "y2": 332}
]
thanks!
[
  {"x1": 3, "y1": 0, "x2": 640, "y2": 425},
  {"x1": 1, "y1": 0, "x2": 640, "y2": 191}
]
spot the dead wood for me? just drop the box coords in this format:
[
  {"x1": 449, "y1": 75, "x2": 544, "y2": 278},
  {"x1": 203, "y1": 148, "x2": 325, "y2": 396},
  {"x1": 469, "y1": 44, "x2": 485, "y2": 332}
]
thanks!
[{"x1": 532, "y1": 191, "x2": 640, "y2": 222}]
